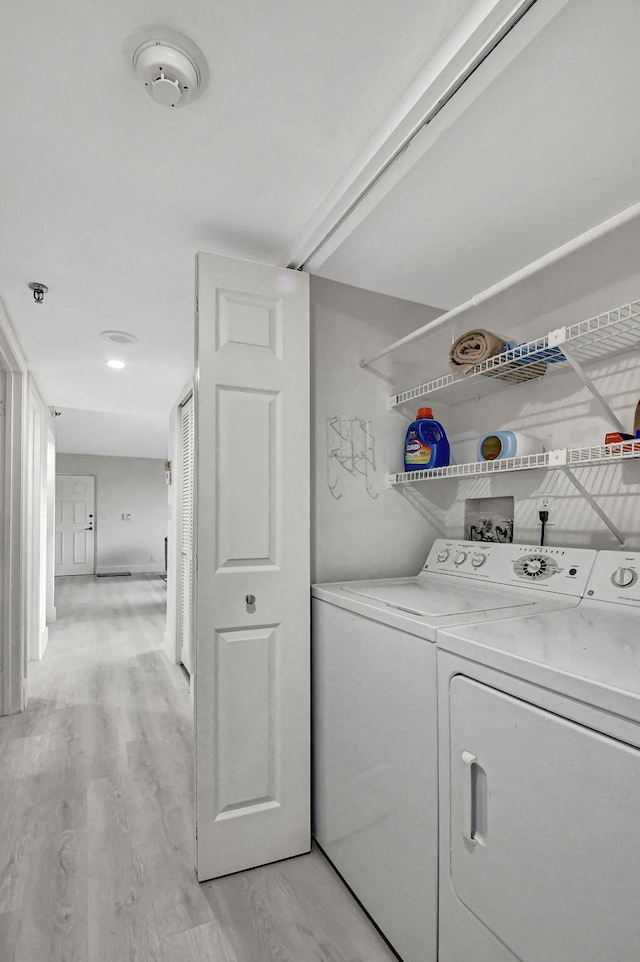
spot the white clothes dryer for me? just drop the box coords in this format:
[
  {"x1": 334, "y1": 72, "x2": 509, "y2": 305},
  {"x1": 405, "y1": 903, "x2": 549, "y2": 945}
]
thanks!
[
  {"x1": 312, "y1": 539, "x2": 596, "y2": 962},
  {"x1": 437, "y1": 549, "x2": 640, "y2": 962}
]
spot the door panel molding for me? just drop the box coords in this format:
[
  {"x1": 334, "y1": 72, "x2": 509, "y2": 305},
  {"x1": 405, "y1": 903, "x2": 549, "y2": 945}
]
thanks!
[
  {"x1": 215, "y1": 386, "x2": 280, "y2": 571},
  {"x1": 214, "y1": 625, "x2": 279, "y2": 817}
]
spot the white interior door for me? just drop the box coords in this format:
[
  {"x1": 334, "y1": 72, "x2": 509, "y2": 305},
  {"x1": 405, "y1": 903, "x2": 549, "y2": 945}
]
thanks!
[
  {"x1": 55, "y1": 475, "x2": 95, "y2": 576},
  {"x1": 194, "y1": 250, "x2": 310, "y2": 881},
  {"x1": 179, "y1": 393, "x2": 194, "y2": 675}
]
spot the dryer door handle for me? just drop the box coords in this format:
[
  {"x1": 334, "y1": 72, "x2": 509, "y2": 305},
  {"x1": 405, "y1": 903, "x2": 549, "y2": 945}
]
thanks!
[{"x1": 461, "y1": 751, "x2": 478, "y2": 845}]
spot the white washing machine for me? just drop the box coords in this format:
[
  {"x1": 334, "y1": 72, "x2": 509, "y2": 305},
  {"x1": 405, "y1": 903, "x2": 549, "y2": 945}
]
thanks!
[
  {"x1": 312, "y1": 539, "x2": 597, "y2": 962},
  {"x1": 437, "y1": 549, "x2": 640, "y2": 962}
]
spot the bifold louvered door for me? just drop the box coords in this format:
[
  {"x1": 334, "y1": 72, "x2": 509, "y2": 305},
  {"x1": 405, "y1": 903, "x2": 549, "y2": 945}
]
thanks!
[
  {"x1": 179, "y1": 393, "x2": 194, "y2": 675},
  {"x1": 194, "y1": 251, "x2": 310, "y2": 881}
]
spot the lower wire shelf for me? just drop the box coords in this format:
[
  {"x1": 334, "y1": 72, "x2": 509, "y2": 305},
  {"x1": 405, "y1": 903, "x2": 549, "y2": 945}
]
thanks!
[
  {"x1": 389, "y1": 441, "x2": 640, "y2": 485},
  {"x1": 389, "y1": 441, "x2": 640, "y2": 545}
]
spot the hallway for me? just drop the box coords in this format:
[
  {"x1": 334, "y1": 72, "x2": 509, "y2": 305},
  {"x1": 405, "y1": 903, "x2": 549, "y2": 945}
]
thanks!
[{"x1": 0, "y1": 575, "x2": 396, "y2": 962}]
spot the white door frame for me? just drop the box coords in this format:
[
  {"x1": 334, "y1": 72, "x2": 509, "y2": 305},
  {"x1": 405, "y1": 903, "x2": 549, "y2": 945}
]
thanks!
[
  {"x1": 166, "y1": 381, "x2": 194, "y2": 674},
  {"x1": 0, "y1": 300, "x2": 27, "y2": 716},
  {"x1": 45, "y1": 425, "x2": 57, "y2": 626},
  {"x1": 27, "y1": 384, "x2": 50, "y2": 661},
  {"x1": 177, "y1": 390, "x2": 194, "y2": 675}
]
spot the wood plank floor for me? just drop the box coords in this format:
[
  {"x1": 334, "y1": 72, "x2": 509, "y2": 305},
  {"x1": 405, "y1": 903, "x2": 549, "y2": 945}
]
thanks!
[{"x1": 0, "y1": 574, "x2": 398, "y2": 962}]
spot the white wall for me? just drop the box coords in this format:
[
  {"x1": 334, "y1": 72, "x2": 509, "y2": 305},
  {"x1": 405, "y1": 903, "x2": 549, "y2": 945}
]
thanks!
[
  {"x1": 310, "y1": 275, "x2": 445, "y2": 583},
  {"x1": 56, "y1": 453, "x2": 168, "y2": 574},
  {"x1": 55, "y1": 407, "x2": 169, "y2": 458}
]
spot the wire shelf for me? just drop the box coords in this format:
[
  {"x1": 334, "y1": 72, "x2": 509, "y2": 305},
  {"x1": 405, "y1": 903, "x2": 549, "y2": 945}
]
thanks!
[
  {"x1": 566, "y1": 441, "x2": 640, "y2": 465},
  {"x1": 389, "y1": 443, "x2": 640, "y2": 486},
  {"x1": 563, "y1": 301, "x2": 640, "y2": 362},
  {"x1": 390, "y1": 451, "x2": 550, "y2": 485},
  {"x1": 391, "y1": 299, "x2": 640, "y2": 408}
]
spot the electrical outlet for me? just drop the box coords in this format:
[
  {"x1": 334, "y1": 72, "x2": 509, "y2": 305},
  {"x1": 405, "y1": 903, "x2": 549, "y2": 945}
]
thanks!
[{"x1": 537, "y1": 496, "x2": 555, "y2": 525}]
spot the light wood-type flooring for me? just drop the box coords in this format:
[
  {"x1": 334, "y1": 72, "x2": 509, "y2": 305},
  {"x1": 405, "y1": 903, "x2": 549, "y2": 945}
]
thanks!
[{"x1": 0, "y1": 574, "x2": 398, "y2": 962}]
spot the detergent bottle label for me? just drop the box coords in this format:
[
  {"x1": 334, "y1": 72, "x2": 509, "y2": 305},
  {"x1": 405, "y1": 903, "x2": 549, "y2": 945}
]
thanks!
[{"x1": 405, "y1": 439, "x2": 432, "y2": 464}]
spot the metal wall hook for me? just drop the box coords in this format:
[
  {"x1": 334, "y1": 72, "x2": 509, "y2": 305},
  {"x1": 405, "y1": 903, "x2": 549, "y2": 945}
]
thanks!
[{"x1": 326, "y1": 416, "x2": 378, "y2": 500}]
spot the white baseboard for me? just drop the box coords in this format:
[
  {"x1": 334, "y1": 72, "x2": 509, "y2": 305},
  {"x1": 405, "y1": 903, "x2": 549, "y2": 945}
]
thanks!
[{"x1": 96, "y1": 564, "x2": 164, "y2": 575}]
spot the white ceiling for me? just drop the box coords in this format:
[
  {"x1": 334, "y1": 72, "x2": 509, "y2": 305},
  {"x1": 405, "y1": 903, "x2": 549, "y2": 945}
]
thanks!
[
  {"x1": 4, "y1": 0, "x2": 639, "y2": 458},
  {"x1": 319, "y1": 0, "x2": 640, "y2": 309},
  {"x1": 0, "y1": 0, "x2": 478, "y2": 455}
]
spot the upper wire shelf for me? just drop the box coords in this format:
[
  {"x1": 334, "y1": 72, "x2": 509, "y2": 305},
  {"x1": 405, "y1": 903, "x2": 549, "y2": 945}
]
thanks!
[{"x1": 391, "y1": 299, "x2": 640, "y2": 408}]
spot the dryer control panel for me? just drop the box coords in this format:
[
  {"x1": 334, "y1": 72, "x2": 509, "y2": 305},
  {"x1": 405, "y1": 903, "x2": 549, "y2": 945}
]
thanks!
[
  {"x1": 584, "y1": 550, "x2": 640, "y2": 606},
  {"x1": 423, "y1": 540, "x2": 597, "y2": 596}
]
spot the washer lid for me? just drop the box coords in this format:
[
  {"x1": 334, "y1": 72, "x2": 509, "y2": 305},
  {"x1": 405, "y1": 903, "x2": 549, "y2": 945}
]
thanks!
[{"x1": 342, "y1": 580, "x2": 534, "y2": 617}]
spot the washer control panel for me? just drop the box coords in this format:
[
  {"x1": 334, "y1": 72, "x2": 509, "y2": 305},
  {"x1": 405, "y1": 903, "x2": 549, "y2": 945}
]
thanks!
[
  {"x1": 423, "y1": 540, "x2": 597, "y2": 596},
  {"x1": 585, "y1": 551, "x2": 640, "y2": 606}
]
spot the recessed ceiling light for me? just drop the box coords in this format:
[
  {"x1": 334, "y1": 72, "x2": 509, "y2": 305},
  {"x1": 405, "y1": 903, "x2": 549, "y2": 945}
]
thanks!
[
  {"x1": 107, "y1": 359, "x2": 126, "y2": 370},
  {"x1": 101, "y1": 330, "x2": 138, "y2": 345}
]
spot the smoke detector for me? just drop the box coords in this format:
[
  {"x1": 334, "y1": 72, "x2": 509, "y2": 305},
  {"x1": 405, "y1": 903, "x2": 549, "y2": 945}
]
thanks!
[
  {"x1": 100, "y1": 330, "x2": 138, "y2": 345},
  {"x1": 28, "y1": 282, "x2": 49, "y2": 304},
  {"x1": 133, "y1": 40, "x2": 203, "y2": 108}
]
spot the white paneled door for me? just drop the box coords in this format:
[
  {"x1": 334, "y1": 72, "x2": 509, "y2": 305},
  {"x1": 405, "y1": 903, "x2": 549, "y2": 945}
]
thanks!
[
  {"x1": 179, "y1": 393, "x2": 194, "y2": 675},
  {"x1": 194, "y1": 251, "x2": 310, "y2": 881},
  {"x1": 55, "y1": 475, "x2": 95, "y2": 576}
]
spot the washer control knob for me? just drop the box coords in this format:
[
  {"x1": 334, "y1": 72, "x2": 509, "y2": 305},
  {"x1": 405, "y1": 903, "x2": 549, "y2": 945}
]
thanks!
[
  {"x1": 471, "y1": 554, "x2": 486, "y2": 568},
  {"x1": 611, "y1": 567, "x2": 638, "y2": 588},
  {"x1": 454, "y1": 551, "x2": 468, "y2": 566},
  {"x1": 437, "y1": 549, "x2": 450, "y2": 563},
  {"x1": 527, "y1": 558, "x2": 543, "y2": 574}
]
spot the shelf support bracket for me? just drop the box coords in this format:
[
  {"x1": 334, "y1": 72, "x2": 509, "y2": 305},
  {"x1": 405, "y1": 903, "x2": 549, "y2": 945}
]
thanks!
[
  {"x1": 561, "y1": 346, "x2": 626, "y2": 434},
  {"x1": 358, "y1": 360, "x2": 394, "y2": 384},
  {"x1": 558, "y1": 464, "x2": 625, "y2": 545}
]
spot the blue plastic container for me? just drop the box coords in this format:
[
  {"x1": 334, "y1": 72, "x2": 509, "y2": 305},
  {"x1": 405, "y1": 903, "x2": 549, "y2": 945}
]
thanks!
[
  {"x1": 477, "y1": 431, "x2": 543, "y2": 461},
  {"x1": 404, "y1": 407, "x2": 450, "y2": 471}
]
